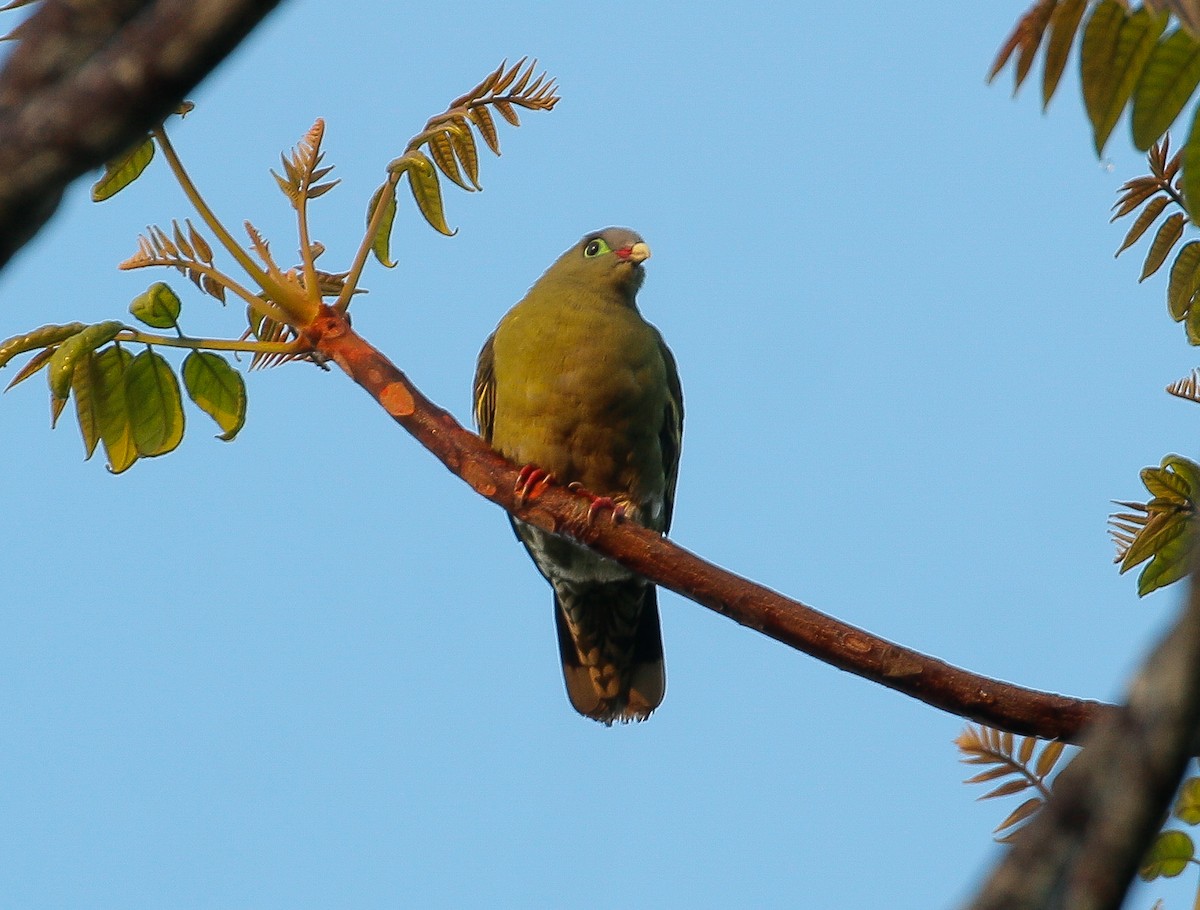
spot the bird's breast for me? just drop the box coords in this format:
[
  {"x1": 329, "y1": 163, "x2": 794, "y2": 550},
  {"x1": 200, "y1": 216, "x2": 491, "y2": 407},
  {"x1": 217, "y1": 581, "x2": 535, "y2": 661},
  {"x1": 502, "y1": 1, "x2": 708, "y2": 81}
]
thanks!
[{"x1": 489, "y1": 298, "x2": 668, "y2": 520}]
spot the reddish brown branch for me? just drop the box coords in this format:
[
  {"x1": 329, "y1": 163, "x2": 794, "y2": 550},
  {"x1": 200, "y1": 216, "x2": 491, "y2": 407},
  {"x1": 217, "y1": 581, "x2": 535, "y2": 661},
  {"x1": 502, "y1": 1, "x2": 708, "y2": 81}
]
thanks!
[
  {"x1": 304, "y1": 306, "x2": 1113, "y2": 744},
  {"x1": 0, "y1": 0, "x2": 283, "y2": 270}
]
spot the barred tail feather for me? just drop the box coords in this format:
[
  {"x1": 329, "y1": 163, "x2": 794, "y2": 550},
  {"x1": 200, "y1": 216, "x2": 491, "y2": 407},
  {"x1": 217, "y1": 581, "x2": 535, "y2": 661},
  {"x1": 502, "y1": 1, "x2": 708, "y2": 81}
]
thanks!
[{"x1": 553, "y1": 581, "x2": 665, "y2": 724}]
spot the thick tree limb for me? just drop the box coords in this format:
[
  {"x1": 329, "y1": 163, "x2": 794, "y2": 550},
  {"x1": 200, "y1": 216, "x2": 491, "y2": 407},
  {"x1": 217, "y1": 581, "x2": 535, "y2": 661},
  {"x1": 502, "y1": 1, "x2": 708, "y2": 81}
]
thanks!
[
  {"x1": 303, "y1": 306, "x2": 1113, "y2": 744},
  {"x1": 965, "y1": 558, "x2": 1200, "y2": 910},
  {"x1": 0, "y1": 0, "x2": 283, "y2": 270}
]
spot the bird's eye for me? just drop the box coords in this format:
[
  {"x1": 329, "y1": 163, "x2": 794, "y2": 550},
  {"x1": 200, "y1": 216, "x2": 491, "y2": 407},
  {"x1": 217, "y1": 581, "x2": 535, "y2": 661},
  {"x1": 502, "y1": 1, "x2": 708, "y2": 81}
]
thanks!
[{"x1": 584, "y1": 238, "x2": 611, "y2": 258}]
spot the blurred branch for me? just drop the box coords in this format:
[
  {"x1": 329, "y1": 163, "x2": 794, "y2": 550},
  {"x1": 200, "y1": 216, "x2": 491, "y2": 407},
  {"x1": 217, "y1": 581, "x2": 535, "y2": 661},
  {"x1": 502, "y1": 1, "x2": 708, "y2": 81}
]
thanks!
[
  {"x1": 304, "y1": 305, "x2": 1113, "y2": 744},
  {"x1": 966, "y1": 555, "x2": 1200, "y2": 910},
  {"x1": 0, "y1": 0, "x2": 283, "y2": 271}
]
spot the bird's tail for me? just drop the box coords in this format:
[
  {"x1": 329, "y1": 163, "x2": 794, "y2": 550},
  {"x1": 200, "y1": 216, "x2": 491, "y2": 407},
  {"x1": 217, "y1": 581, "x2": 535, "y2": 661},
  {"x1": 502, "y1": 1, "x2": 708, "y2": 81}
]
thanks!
[{"x1": 553, "y1": 579, "x2": 665, "y2": 724}]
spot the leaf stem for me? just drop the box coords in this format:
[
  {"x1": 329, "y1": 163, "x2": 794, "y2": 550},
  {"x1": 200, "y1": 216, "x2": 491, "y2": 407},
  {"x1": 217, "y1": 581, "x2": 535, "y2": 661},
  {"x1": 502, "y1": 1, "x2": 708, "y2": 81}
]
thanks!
[
  {"x1": 335, "y1": 171, "x2": 401, "y2": 313},
  {"x1": 117, "y1": 328, "x2": 301, "y2": 356}
]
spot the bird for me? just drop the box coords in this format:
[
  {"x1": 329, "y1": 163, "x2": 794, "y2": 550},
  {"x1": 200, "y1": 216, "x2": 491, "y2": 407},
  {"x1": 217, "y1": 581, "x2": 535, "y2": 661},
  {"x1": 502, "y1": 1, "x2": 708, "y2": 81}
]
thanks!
[{"x1": 473, "y1": 227, "x2": 683, "y2": 724}]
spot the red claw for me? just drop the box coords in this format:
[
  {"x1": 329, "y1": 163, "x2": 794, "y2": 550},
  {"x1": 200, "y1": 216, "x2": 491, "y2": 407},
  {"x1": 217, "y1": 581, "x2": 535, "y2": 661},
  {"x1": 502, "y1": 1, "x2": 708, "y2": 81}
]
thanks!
[
  {"x1": 567, "y1": 482, "x2": 630, "y2": 525},
  {"x1": 514, "y1": 465, "x2": 554, "y2": 507}
]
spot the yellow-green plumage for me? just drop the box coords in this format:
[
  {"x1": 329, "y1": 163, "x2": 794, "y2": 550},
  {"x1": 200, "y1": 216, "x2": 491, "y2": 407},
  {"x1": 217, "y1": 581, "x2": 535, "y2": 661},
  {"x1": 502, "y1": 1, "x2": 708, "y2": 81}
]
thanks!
[{"x1": 473, "y1": 227, "x2": 683, "y2": 724}]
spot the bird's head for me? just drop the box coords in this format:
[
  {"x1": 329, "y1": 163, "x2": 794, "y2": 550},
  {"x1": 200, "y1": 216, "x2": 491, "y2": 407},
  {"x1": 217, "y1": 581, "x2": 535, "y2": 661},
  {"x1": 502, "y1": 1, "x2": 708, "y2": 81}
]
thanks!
[{"x1": 548, "y1": 227, "x2": 651, "y2": 302}]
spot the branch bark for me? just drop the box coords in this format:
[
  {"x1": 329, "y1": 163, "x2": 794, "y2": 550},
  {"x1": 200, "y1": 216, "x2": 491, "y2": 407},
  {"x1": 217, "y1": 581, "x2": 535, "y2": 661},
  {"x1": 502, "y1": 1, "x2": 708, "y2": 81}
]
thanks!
[
  {"x1": 0, "y1": 0, "x2": 284, "y2": 270},
  {"x1": 303, "y1": 306, "x2": 1114, "y2": 744}
]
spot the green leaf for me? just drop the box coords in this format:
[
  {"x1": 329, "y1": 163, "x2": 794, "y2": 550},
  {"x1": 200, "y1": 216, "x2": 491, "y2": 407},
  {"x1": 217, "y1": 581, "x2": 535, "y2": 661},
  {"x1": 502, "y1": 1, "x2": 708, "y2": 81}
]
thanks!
[
  {"x1": 1174, "y1": 777, "x2": 1200, "y2": 824},
  {"x1": 91, "y1": 346, "x2": 138, "y2": 474},
  {"x1": 367, "y1": 182, "x2": 398, "y2": 268},
  {"x1": 129, "y1": 281, "x2": 182, "y2": 329},
  {"x1": 1082, "y1": 3, "x2": 1169, "y2": 155},
  {"x1": 1164, "y1": 453, "x2": 1200, "y2": 495},
  {"x1": 1168, "y1": 240, "x2": 1200, "y2": 319},
  {"x1": 428, "y1": 128, "x2": 471, "y2": 191},
  {"x1": 125, "y1": 349, "x2": 185, "y2": 457},
  {"x1": 1186, "y1": 289, "x2": 1200, "y2": 341},
  {"x1": 1140, "y1": 211, "x2": 1186, "y2": 280},
  {"x1": 1184, "y1": 103, "x2": 1200, "y2": 220},
  {"x1": 1043, "y1": 0, "x2": 1088, "y2": 109},
  {"x1": 70, "y1": 351, "x2": 101, "y2": 459},
  {"x1": 1133, "y1": 29, "x2": 1200, "y2": 149},
  {"x1": 1137, "y1": 518, "x2": 1196, "y2": 595},
  {"x1": 1140, "y1": 830, "x2": 1194, "y2": 880},
  {"x1": 91, "y1": 136, "x2": 155, "y2": 202},
  {"x1": 0, "y1": 322, "x2": 86, "y2": 370},
  {"x1": 403, "y1": 152, "x2": 455, "y2": 236},
  {"x1": 45, "y1": 321, "x2": 124, "y2": 418},
  {"x1": 182, "y1": 351, "x2": 246, "y2": 441}
]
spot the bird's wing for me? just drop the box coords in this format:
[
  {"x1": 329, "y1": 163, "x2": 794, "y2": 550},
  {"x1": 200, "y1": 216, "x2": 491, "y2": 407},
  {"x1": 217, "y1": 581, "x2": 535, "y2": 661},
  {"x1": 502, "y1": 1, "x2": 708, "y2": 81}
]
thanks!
[
  {"x1": 472, "y1": 332, "x2": 496, "y2": 442},
  {"x1": 657, "y1": 332, "x2": 684, "y2": 533}
]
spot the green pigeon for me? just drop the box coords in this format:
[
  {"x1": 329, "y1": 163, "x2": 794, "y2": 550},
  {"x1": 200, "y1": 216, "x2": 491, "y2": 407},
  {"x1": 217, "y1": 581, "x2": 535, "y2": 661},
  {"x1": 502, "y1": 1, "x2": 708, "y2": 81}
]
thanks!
[{"x1": 473, "y1": 227, "x2": 683, "y2": 724}]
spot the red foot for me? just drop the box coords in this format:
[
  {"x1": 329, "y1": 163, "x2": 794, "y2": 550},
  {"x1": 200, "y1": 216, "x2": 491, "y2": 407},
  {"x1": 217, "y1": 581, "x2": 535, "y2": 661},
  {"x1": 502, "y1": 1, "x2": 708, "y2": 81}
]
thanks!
[
  {"x1": 514, "y1": 465, "x2": 554, "y2": 507},
  {"x1": 567, "y1": 482, "x2": 630, "y2": 524}
]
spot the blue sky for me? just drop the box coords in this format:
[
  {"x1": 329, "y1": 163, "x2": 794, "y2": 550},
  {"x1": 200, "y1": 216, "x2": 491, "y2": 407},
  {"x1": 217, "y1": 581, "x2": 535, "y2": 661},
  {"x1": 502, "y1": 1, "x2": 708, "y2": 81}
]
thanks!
[{"x1": 1, "y1": 2, "x2": 1196, "y2": 907}]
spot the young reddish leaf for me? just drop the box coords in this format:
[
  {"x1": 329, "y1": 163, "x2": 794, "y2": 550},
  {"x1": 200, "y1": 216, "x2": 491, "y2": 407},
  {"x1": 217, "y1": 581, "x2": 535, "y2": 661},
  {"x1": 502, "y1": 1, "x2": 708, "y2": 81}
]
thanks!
[
  {"x1": 182, "y1": 351, "x2": 246, "y2": 441},
  {"x1": 91, "y1": 135, "x2": 155, "y2": 202},
  {"x1": 1044, "y1": 0, "x2": 1088, "y2": 107},
  {"x1": 1140, "y1": 211, "x2": 1187, "y2": 280},
  {"x1": 5, "y1": 345, "x2": 56, "y2": 391},
  {"x1": 964, "y1": 766, "x2": 1016, "y2": 785},
  {"x1": 428, "y1": 129, "x2": 471, "y2": 191},
  {"x1": 1116, "y1": 195, "x2": 1171, "y2": 255},
  {"x1": 1017, "y1": 735, "x2": 1036, "y2": 765},
  {"x1": 981, "y1": 778, "x2": 1033, "y2": 801},
  {"x1": 125, "y1": 349, "x2": 185, "y2": 457},
  {"x1": 1034, "y1": 740, "x2": 1066, "y2": 779},
  {"x1": 493, "y1": 99, "x2": 520, "y2": 127},
  {"x1": 1132, "y1": 28, "x2": 1200, "y2": 149},
  {"x1": 994, "y1": 797, "x2": 1044, "y2": 835},
  {"x1": 468, "y1": 105, "x2": 501, "y2": 155}
]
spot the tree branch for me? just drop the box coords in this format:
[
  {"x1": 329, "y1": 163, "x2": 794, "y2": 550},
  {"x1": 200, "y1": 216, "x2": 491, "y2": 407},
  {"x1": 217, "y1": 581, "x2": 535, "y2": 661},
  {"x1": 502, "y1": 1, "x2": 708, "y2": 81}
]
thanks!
[
  {"x1": 965, "y1": 556, "x2": 1200, "y2": 909},
  {"x1": 0, "y1": 0, "x2": 284, "y2": 270},
  {"x1": 302, "y1": 305, "x2": 1113, "y2": 744}
]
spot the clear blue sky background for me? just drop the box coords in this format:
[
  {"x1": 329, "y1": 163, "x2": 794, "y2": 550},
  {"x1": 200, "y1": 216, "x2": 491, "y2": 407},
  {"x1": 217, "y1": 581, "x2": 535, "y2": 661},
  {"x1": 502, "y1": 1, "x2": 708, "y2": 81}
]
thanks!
[{"x1": 2, "y1": 2, "x2": 1196, "y2": 907}]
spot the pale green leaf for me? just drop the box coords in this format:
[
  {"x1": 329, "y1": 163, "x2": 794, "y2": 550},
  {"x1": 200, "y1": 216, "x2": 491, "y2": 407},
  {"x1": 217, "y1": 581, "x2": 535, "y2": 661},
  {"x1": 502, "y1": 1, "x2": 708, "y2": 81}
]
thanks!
[
  {"x1": 1174, "y1": 777, "x2": 1200, "y2": 824},
  {"x1": 182, "y1": 351, "x2": 246, "y2": 441},
  {"x1": 91, "y1": 346, "x2": 138, "y2": 474},
  {"x1": 125, "y1": 349, "x2": 185, "y2": 457},
  {"x1": 367, "y1": 182, "x2": 398, "y2": 268},
  {"x1": 129, "y1": 281, "x2": 182, "y2": 329},
  {"x1": 70, "y1": 351, "x2": 101, "y2": 459},
  {"x1": 91, "y1": 136, "x2": 155, "y2": 202},
  {"x1": 1140, "y1": 830, "x2": 1194, "y2": 880},
  {"x1": 45, "y1": 321, "x2": 124, "y2": 409},
  {"x1": 0, "y1": 322, "x2": 84, "y2": 370},
  {"x1": 405, "y1": 152, "x2": 455, "y2": 236}
]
